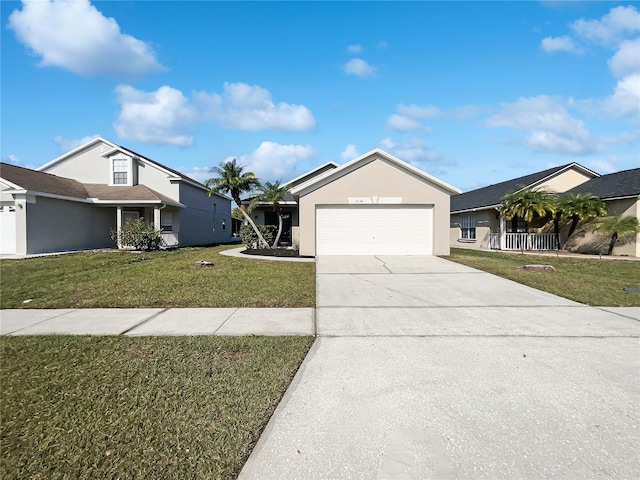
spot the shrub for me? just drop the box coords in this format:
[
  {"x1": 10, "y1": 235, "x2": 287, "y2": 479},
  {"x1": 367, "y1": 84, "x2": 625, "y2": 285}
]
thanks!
[
  {"x1": 110, "y1": 218, "x2": 162, "y2": 251},
  {"x1": 240, "y1": 224, "x2": 276, "y2": 248}
]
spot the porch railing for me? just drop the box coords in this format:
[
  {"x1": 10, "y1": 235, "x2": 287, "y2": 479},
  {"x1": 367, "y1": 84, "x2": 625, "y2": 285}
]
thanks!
[{"x1": 489, "y1": 233, "x2": 557, "y2": 251}]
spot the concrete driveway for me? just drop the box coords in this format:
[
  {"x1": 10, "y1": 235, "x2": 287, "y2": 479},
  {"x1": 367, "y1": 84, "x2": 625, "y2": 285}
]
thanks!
[{"x1": 240, "y1": 256, "x2": 640, "y2": 479}]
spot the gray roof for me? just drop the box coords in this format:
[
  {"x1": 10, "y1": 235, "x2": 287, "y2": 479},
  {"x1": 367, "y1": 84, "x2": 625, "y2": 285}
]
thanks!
[
  {"x1": 451, "y1": 163, "x2": 593, "y2": 213},
  {"x1": 566, "y1": 168, "x2": 640, "y2": 199}
]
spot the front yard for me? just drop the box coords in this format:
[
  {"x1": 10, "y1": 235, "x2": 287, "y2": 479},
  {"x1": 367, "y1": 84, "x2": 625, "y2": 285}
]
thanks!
[
  {"x1": 446, "y1": 248, "x2": 640, "y2": 307},
  {"x1": 0, "y1": 245, "x2": 315, "y2": 308}
]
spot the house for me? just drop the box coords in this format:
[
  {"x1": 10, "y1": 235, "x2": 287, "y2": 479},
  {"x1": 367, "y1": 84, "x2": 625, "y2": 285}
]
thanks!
[
  {"x1": 0, "y1": 137, "x2": 233, "y2": 256},
  {"x1": 449, "y1": 163, "x2": 599, "y2": 252},
  {"x1": 249, "y1": 148, "x2": 461, "y2": 256},
  {"x1": 563, "y1": 168, "x2": 640, "y2": 257}
]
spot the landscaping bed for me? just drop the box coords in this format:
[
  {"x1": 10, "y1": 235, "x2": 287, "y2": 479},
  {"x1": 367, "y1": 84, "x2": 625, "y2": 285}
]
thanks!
[{"x1": 242, "y1": 247, "x2": 301, "y2": 257}]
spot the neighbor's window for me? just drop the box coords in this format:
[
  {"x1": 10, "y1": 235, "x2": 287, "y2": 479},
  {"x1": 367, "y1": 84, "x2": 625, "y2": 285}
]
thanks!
[
  {"x1": 113, "y1": 158, "x2": 128, "y2": 185},
  {"x1": 461, "y1": 214, "x2": 476, "y2": 240}
]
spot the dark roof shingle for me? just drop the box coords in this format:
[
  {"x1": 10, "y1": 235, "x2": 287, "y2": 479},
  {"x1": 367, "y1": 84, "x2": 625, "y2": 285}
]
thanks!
[
  {"x1": 567, "y1": 168, "x2": 640, "y2": 199},
  {"x1": 0, "y1": 163, "x2": 88, "y2": 199}
]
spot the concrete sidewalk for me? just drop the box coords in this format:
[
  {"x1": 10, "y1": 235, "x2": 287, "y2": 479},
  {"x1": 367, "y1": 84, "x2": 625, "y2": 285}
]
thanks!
[{"x1": 0, "y1": 308, "x2": 314, "y2": 336}]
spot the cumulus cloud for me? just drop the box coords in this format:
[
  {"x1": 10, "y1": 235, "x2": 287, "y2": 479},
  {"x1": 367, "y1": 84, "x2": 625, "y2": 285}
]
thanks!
[
  {"x1": 486, "y1": 95, "x2": 598, "y2": 155},
  {"x1": 385, "y1": 103, "x2": 441, "y2": 132},
  {"x1": 601, "y1": 74, "x2": 640, "y2": 119},
  {"x1": 2, "y1": 154, "x2": 22, "y2": 166},
  {"x1": 177, "y1": 166, "x2": 213, "y2": 184},
  {"x1": 343, "y1": 58, "x2": 375, "y2": 78},
  {"x1": 570, "y1": 5, "x2": 640, "y2": 45},
  {"x1": 378, "y1": 137, "x2": 451, "y2": 167},
  {"x1": 397, "y1": 104, "x2": 442, "y2": 119},
  {"x1": 540, "y1": 35, "x2": 580, "y2": 53},
  {"x1": 7, "y1": 0, "x2": 164, "y2": 80},
  {"x1": 54, "y1": 134, "x2": 100, "y2": 152},
  {"x1": 340, "y1": 144, "x2": 360, "y2": 162},
  {"x1": 114, "y1": 85, "x2": 197, "y2": 146},
  {"x1": 386, "y1": 115, "x2": 427, "y2": 132},
  {"x1": 234, "y1": 142, "x2": 317, "y2": 181},
  {"x1": 608, "y1": 38, "x2": 640, "y2": 78},
  {"x1": 195, "y1": 82, "x2": 316, "y2": 131},
  {"x1": 346, "y1": 44, "x2": 363, "y2": 54}
]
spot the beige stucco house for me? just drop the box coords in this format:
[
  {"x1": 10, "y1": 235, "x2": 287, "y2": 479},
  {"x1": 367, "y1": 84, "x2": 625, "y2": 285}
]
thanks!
[{"x1": 0, "y1": 137, "x2": 233, "y2": 256}]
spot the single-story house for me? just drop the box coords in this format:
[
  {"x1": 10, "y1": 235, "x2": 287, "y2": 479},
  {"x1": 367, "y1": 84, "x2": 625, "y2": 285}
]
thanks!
[
  {"x1": 563, "y1": 167, "x2": 640, "y2": 257},
  {"x1": 249, "y1": 148, "x2": 461, "y2": 256},
  {"x1": 0, "y1": 137, "x2": 233, "y2": 256}
]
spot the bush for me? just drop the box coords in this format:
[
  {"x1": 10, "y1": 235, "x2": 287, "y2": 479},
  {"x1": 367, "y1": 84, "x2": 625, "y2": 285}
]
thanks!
[
  {"x1": 110, "y1": 218, "x2": 162, "y2": 251},
  {"x1": 240, "y1": 224, "x2": 276, "y2": 248}
]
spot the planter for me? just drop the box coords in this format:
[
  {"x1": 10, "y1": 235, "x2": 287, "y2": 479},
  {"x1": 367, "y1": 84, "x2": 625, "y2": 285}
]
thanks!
[{"x1": 242, "y1": 248, "x2": 300, "y2": 257}]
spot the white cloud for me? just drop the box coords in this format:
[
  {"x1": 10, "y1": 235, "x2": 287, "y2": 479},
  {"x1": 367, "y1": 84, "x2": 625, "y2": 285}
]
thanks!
[
  {"x1": 343, "y1": 58, "x2": 375, "y2": 78},
  {"x1": 235, "y1": 142, "x2": 317, "y2": 181},
  {"x1": 177, "y1": 166, "x2": 212, "y2": 184},
  {"x1": 346, "y1": 44, "x2": 363, "y2": 54},
  {"x1": 114, "y1": 85, "x2": 197, "y2": 146},
  {"x1": 378, "y1": 137, "x2": 448, "y2": 166},
  {"x1": 486, "y1": 95, "x2": 598, "y2": 155},
  {"x1": 608, "y1": 38, "x2": 640, "y2": 78},
  {"x1": 195, "y1": 82, "x2": 316, "y2": 131},
  {"x1": 340, "y1": 144, "x2": 360, "y2": 162},
  {"x1": 2, "y1": 154, "x2": 22, "y2": 165},
  {"x1": 7, "y1": 0, "x2": 164, "y2": 80},
  {"x1": 53, "y1": 134, "x2": 100, "y2": 152},
  {"x1": 385, "y1": 103, "x2": 440, "y2": 132},
  {"x1": 601, "y1": 74, "x2": 640, "y2": 119},
  {"x1": 397, "y1": 104, "x2": 442, "y2": 119},
  {"x1": 386, "y1": 114, "x2": 429, "y2": 132},
  {"x1": 585, "y1": 157, "x2": 620, "y2": 174},
  {"x1": 571, "y1": 5, "x2": 640, "y2": 45},
  {"x1": 541, "y1": 35, "x2": 580, "y2": 53}
]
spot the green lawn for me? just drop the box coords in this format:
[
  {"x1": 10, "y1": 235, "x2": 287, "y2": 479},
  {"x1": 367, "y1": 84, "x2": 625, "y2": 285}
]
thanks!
[
  {"x1": 446, "y1": 248, "x2": 640, "y2": 307},
  {"x1": 1, "y1": 335, "x2": 313, "y2": 480},
  {"x1": 0, "y1": 246, "x2": 315, "y2": 308}
]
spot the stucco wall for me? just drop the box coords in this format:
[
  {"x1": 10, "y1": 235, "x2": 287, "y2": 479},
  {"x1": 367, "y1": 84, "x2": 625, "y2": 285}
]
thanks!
[
  {"x1": 41, "y1": 141, "x2": 111, "y2": 183},
  {"x1": 298, "y1": 158, "x2": 453, "y2": 256},
  {"x1": 178, "y1": 183, "x2": 232, "y2": 246},
  {"x1": 536, "y1": 168, "x2": 593, "y2": 193},
  {"x1": 25, "y1": 196, "x2": 115, "y2": 254},
  {"x1": 134, "y1": 159, "x2": 181, "y2": 199},
  {"x1": 450, "y1": 209, "x2": 500, "y2": 251}
]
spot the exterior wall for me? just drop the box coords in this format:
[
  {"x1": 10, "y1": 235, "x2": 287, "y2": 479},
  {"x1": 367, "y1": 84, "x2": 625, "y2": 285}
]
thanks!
[
  {"x1": 536, "y1": 168, "x2": 593, "y2": 193},
  {"x1": 25, "y1": 196, "x2": 115, "y2": 254},
  {"x1": 449, "y1": 209, "x2": 500, "y2": 251},
  {"x1": 41, "y1": 141, "x2": 112, "y2": 183},
  {"x1": 134, "y1": 159, "x2": 181, "y2": 200},
  {"x1": 298, "y1": 158, "x2": 452, "y2": 256},
  {"x1": 178, "y1": 183, "x2": 232, "y2": 246},
  {"x1": 565, "y1": 198, "x2": 639, "y2": 256}
]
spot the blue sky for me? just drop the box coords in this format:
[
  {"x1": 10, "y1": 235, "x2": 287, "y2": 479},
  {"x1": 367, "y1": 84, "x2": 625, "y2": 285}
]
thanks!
[{"x1": 1, "y1": 1, "x2": 638, "y2": 192}]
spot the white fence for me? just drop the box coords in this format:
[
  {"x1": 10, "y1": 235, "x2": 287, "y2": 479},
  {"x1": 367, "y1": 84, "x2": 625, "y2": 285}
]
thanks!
[{"x1": 489, "y1": 233, "x2": 557, "y2": 251}]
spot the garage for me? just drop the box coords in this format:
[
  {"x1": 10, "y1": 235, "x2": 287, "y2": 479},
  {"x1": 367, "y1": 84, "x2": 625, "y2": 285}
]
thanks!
[
  {"x1": 316, "y1": 205, "x2": 433, "y2": 255},
  {"x1": 0, "y1": 205, "x2": 17, "y2": 255}
]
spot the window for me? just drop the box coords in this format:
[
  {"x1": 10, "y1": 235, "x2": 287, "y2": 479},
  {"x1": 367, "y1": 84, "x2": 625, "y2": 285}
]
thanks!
[
  {"x1": 113, "y1": 158, "x2": 128, "y2": 185},
  {"x1": 161, "y1": 211, "x2": 173, "y2": 232},
  {"x1": 461, "y1": 214, "x2": 476, "y2": 240},
  {"x1": 507, "y1": 216, "x2": 528, "y2": 233}
]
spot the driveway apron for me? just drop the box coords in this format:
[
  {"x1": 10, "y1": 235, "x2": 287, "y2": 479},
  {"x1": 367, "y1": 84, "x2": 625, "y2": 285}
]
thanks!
[{"x1": 240, "y1": 256, "x2": 640, "y2": 479}]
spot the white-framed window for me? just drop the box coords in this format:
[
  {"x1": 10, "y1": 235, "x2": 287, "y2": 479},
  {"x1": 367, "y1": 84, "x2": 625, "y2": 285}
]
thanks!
[
  {"x1": 461, "y1": 214, "x2": 476, "y2": 240},
  {"x1": 110, "y1": 156, "x2": 132, "y2": 186},
  {"x1": 161, "y1": 211, "x2": 173, "y2": 232}
]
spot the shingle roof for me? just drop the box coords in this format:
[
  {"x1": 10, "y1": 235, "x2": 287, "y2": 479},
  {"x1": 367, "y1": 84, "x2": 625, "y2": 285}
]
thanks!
[
  {"x1": 84, "y1": 184, "x2": 180, "y2": 205},
  {"x1": 567, "y1": 168, "x2": 640, "y2": 199},
  {"x1": 451, "y1": 163, "x2": 589, "y2": 213},
  {"x1": 1, "y1": 163, "x2": 89, "y2": 199}
]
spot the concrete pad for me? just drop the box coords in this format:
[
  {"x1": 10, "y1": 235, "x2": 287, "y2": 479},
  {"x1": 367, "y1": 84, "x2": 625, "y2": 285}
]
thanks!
[
  {"x1": 0, "y1": 309, "x2": 75, "y2": 335},
  {"x1": 318, "y1": 306, "x2": 640, "y2": 337},
  {"x1": 318, "y1": 272, "x2": 579, "y2": 307},
  {"x1": 239, "y1": 336, "x2": 640, "y2": 479},
  {"x1": 316, "y1": 256, "x2": 391, "y2": 274},
  {"x1": 598, "y1": 306, "x2": 640, "y2": 321},
  {"x1": 317, "y1": 255, "x2": 480, "y2": 274},
  {"x1": 9, "y1": 308, "x2": 163, "y2": 335},
  {"x1": 125, "y1": 308, "x2": 237, "y2": 336},
  {"x1": 215, "y1": 308, "x2": 314, "y2": 336}
]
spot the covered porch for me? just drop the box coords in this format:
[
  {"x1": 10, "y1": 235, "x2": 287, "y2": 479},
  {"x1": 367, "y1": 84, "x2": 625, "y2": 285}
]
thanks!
[{"x1": 114, "y1": 205, "x2": 182, "y2": 249}]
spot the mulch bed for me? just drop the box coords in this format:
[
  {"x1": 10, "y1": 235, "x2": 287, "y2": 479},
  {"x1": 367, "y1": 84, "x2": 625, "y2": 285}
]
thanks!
[{"x1": 243, "y1": 248, "x2": 301, "y2": 257}]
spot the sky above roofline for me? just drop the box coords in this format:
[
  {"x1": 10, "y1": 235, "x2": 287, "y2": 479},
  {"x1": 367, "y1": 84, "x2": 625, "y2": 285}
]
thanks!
[{"x1": 1, "y1": 1, "x2": 638, "y2": 193}]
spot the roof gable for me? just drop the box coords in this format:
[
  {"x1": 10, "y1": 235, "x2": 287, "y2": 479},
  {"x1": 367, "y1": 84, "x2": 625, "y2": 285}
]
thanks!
[
  {"x1": 567, "y1": 168, "x2": 640, "y2": 199},
  {"x1": 290, "y1": 148, "x2": 461, "y2": 197},
  {"x1": 450, "y1": 163, "x2": 599, "y2": 213}
]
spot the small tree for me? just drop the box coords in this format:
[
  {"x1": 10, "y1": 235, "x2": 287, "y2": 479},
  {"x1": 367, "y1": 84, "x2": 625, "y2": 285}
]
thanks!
[
  {"x1": 592, "y1": 215, "x2": 640, "y2": 255},
  {"x1": 250, "y1": 180, "x2": 288, "y2": 248},
  {"x1": 110, "y1": 218, "x2": 161, "y2": 251},
  {"x1": 559, "y1": 193, "x2": 607, "y2": 245},
  {"x1": 240, "y1": 224, "x2": 276, "y2": 249},
  {"x1": 500, "y1": 187, "x2": 560, "y2": 247}
]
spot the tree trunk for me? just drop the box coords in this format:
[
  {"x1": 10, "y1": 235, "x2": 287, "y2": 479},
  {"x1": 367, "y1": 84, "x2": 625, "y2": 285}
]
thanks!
[
  {"x1": 566, "y1": 215, "x2": 579, "y2": 240},
  {"x1": 238, "y1": 205, "x2": 270, "y2": 249},
  {"x1": 272, "y1": 213, "x2": 284, "y2": 248},
  {"x1": 553, "y1": 214, "x2": 560, "y2": 250},
  {"x1": 607, "y1": 232, "x2": 618, "y2": 256}
]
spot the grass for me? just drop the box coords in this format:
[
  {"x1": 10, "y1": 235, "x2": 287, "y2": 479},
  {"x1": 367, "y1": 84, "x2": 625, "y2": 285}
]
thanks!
[
  {"x1": 1, "y1": 335, "x2": 314, "y2": 480},
  {"x1": 0, "y1": 245, "x2": 315, "y2": 308},
  {"x1": 446, "y1": 248, "x2": 640, "y2": 307}
]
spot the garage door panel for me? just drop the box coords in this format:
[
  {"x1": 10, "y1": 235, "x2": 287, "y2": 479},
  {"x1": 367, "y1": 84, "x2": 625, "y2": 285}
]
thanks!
[
  {"x1": 316, "y1": 206, "x2": 432, "y2": 255},
  {"x1": 0, "y1": 206, "x2": 17, "y2": 255}
]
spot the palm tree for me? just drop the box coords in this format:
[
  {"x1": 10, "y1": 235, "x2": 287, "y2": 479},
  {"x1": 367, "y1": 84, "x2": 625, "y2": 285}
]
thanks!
[
  {"x1": 205, "y1": 159, "x2": 270, "y2": 249},
  {"x1": 250, "y1": 180, "x2": 288, "y2": 248},
  {"x1": 559, "y1": 193, "x2": 607, "y2": 244},
  {"x1": 500, "y1": 187, "x2": 560, "y2": 246},
  {"x1": 592, "y1": 215, "x2": 640, "y2": 255}
]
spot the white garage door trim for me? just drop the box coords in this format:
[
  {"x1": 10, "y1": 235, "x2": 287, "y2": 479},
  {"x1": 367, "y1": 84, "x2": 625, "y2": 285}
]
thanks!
[
  {"x1": 0, "y1": 205, "x2": 17, "y2": 255},
  {"x1": 316, "y1": 205, "x2": 433, "y2": 255}
]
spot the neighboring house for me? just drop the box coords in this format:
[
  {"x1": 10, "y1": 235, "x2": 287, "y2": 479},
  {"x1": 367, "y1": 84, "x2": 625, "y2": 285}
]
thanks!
[
  {"x1": 449, "y1": 163, "x2": 598, "y2": 252},
  {"x1": 0, "y1": 137, "x2": 232, "y2": 256},
  {"x1": 564, "y1": 168, "x2": 640, "y2": 257}
]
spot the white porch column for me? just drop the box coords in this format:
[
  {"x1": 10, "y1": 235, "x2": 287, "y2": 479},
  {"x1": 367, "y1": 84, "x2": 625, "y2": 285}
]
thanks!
[
  {"x1": 153, "y1": 206, "x2": 161, "y2": 230},
  {"x1": 116, "y1": 206, "x2": 123, "y2": 249},
  {"x1": 499, "y1": 216, "x2": 506, "y2": 250}
]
